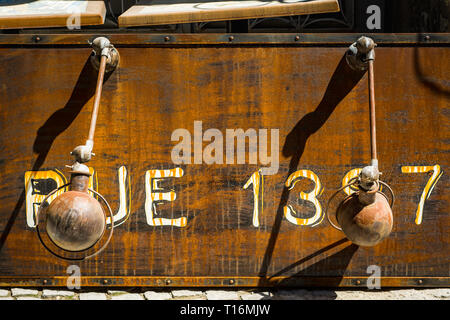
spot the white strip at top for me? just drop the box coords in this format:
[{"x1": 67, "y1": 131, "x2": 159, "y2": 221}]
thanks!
[{"x1": 0, "y1": 1, "x2": 89, "y2": 16}]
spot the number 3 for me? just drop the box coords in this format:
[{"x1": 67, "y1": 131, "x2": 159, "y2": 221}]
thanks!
[{"x1": 283, "y1": 170, "x2": 324, "y2": 227}]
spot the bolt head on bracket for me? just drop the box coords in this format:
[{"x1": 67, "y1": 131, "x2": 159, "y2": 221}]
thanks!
[
  {"x1": 70, "y1": 139, "x2": 94, "y2": 163},
  {"x1": 359, "y1": 165, "x2": 380, "y2": 191},
  {"x1": 66, "y1": 162, "x2": 91, "y2": 175},
  {"x1": 89, "y1": 37, "x2": 119, "y2": 73},
  {"x1": 346, "y1": 36, "x2": 376, "y2": 71}
]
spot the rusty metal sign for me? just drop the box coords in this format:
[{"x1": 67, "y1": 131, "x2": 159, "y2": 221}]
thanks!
[{"x1": 0, "y1": 33, "x2": 448, "y2": 288}]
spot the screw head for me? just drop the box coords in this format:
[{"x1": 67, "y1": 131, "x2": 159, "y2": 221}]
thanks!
[
  {"x1": 103, "y1": 279, "x2": 108, "y2": 284},
  {"x1": 43, "y1": 279, "x2": 48, "y2": 285},
  {"x1": 166, "y1": 279, "x2": 172, "y2": 285},
  {"x1": 34, "y1": 36, "x2": 41, "y2": 42},
  {"x1": 356, "y1": 280, "x2": 361, "y2": 285},
  {"x1": 229, "y1": 279, "x2": 235, "y2": 285},
  {"x1": 418, "y1": 279, "x2": 423, "y2": 284},
  {"x1": 229, "y1": 36, "x2": 234, "y2": 41},
  {"x1": 295, "y1": 36, "x2": 300, "y2": 41},
  {"x1": 424, "y1": 35, "x2": 430, "y2": 41},
  {"x1": 164, "y1": 36, "x2": 170, "y2": 42}
]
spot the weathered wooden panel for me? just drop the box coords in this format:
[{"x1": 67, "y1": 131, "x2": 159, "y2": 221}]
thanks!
[
  {"x1": 0, "y1": 1, "x2": 106, "y2": 29},
  {"x1": 0, "y1": 34, "x2": 448, "y2": 287},
  {"x1": 118, "y1": 0, "x2": 340, "y2": 26}
]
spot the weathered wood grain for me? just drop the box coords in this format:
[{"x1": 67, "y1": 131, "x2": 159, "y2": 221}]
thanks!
[
  {"x1": 0, "y1": 1, "x2": 105, "y2": 30},
  {"x1": 118, "y1": 0, "x2": 340, "y2": 27}
]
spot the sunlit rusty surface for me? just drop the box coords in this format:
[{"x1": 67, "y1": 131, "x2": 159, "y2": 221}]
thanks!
[{"x1": 0, "y1": 34, "x2": 448, "y2": 287}]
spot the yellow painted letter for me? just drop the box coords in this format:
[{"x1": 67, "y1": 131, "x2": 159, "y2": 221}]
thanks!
[
  {"x1": 24, "y1": 169, "x2": 67, "y2": 228},
  {"x1": 145, "y1": 168, "x2": 187, "y2": 227},
  {"x1": 106, "y1": 166, "x2": 131, "y2": 226}
]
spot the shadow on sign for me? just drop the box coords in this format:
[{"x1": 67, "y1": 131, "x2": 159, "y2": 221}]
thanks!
[
  {"x1": 257, "y1": 54, "x2": 366, "y2": 284},
  {"x1": 0, "y1": 56, "x2": 111, "y2": 253}
]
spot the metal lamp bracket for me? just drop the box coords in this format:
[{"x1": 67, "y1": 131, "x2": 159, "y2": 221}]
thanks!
[
  {"x1": 35, "y1": 36, "x2": 119, "y2": 260},
  {"x1": 71, "y1": 37, "x2": 119, "y2": 164}
]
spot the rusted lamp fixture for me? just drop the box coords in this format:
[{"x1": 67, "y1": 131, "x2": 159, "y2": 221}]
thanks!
[
  {"x1": 326, "y1": 36, "x2": 394, "y2": 247},
  {"x1": 36, "y1": 37, "x2": 119, "y2": 260}
]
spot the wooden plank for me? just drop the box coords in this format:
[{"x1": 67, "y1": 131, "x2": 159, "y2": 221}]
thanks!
[
  {"x1": 0, "y1": 1, "x2": 106, "y2": 29},
  {"x1": 118, "y1": 0, "x2": 340, "y2": 27},
  {"x1": 0, "y1": 38, "x2": 448, "y2": 287}
]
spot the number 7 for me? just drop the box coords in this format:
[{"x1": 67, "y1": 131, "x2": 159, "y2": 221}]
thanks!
[{"x1": 401, "y1": 165, "x2": 443, "y2": 225}]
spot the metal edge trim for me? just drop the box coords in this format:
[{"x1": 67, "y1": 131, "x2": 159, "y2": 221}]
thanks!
[
  {"x1": 0, "y1": 276, "x2": 448, "y2": 288},
  {"x1": 0, "y1": 33, "x2": 448, "y2": 46}
]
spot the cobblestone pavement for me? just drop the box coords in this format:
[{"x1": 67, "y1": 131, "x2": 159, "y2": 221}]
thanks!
[{"x1": 0, "y1": 288, "x2": 449, "y2": 300}]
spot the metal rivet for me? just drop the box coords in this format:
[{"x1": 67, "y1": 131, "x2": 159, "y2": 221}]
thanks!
[
  {"x1": 164, "y1": 36, "x2": 170, "y2": 42},
  {"x1": 166, "y1": 279, "x2": 172, "y2": 285},
  {"x1": 295, "y1": 36, "x2": 300, "y2": 41},
  {"x1": 229, "y1": 36, "x2": 234, "y2": 41}
]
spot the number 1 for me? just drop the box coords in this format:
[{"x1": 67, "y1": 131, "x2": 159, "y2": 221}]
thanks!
[{"x1": 244, "y1": 170, "x2": 263, "y2": 228}]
